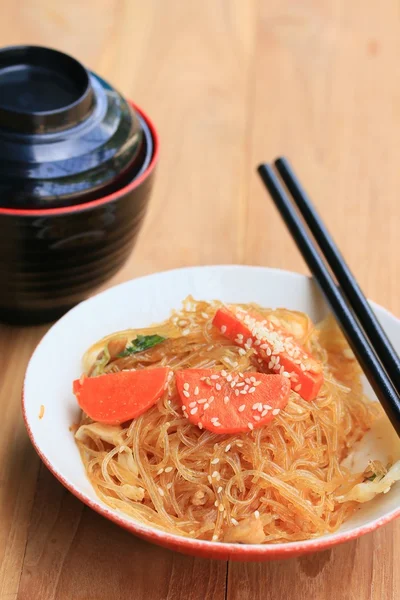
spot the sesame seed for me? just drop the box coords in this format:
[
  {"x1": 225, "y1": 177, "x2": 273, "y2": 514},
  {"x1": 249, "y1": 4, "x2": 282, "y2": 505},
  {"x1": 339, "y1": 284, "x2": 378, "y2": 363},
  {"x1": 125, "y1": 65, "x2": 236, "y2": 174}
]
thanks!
[
  {"x1": 183, "y1": 411, "x2": 188, "y2": 418},
  {"x1": 238, "y1": 348, "x2": 247, "y2": 356},
  {"x1": 182, "y1": 405, "x2": 186, "y2": 410},
  {"x1": 209, "y1": 396, "x2": 215, "y2": 403},
  {"x1": 165, "y1": 466, "x2": 173, "y2": 473},
  {"x1": 221, "y1": 370, "x2": 227, "y2": 377},
  {"x1": 224, "y1": 396, "x2": 230, "y2": 404},
  {"x1": 268, "y1": 360, "x2": 274, "y2": 369},
  {"x1": 235, "y1": 389, "x2": 240, "y2": 396},
  {"x1": 225, "y1": 444, "x2": 231, "y2": 452},
  {"x1": 198, "y1": 398, "x2": 207, "y2": 404},
  {"x1": 201, "y1": 312, "x2": 209, "y2": 319},
  {"x1": 272, "y1": 408, "x2": 280, "y2": 416},
  {"x1": 194, "y1": 386, "x2": 199, "y2": 395},
  {"x1": 300, "y1": 364, "x2": 306, "y2": 371},
  {"x1": 254, "y1": 415, "x2": 261, "y2": 421},
  {"x1": 198, "y1": 422, "x2": 203, "y2": 429},
  {"x1": 214, "y1": 421, "x2": 221, "y2": 427},
  {"x1": 157, "y1": 468, "x2": 164, "y2": 475},
  {"x1": 254, "y1": 340, "x2": 261, "y2": 346},
  {"x1": 260, "y1": 343, "x2": 269, "y2": 350},
  {"x1": 236, "y1": 441, "x2": 243, "y2": 447},
  {"x1": 207, "y1": 475, "x2": 212, "y2": 483},
  {"x1": 217, "y1": 486, "x2": 223, "y2": 493},
  {"x1": 219, "y1": 504, "x2": 224, "y2": 512},
  {"x1": 190, "y1": 407, "x2": 198, "y2": 415},
  {"x1": 254, "y1": 510, "x2": 260, "y2": 519},
  {"x1": 183, "y1": 390, "x2": 190, "y2": 398},
  {"x1": 283, "y1": 371, "x2": 291, "y2": 378},
  {"x1": 245, "y1": 378, "x2": 252, "y2": 384},
  {"x1": 236, "y1": 382, "x2": 245, "y2": 388},
  {"x1": 343, "y1": 348, "x2": 355, "y2": 359},
  {"x1": 216, "y1": 383, "x2": 222, "y2": 390},
  {"x1": 221, "y1": 326, "x2": 227, "y2": 334},
  {"x1": 204, "y1": 403, "x2": 210, "y2": 409},
  {"x1": 167, "y1": 482, "x2": 173, "y2": 490},
  {"x1": 261, "y1": 409, "x2": 269, "y2": 417},
  {"x1": 212, "y1": 535, "x2": 218, "y2": 541},
  {"x1": 249, "y1": 386, "x2": 256, "y2": 394},
  {"x1": 230, "y1": 381, "x2": 236, "y2": 388},
  {"x1": 210, "y1": 374, "x2": 220, "y2": 380},
  {"x1": 231, "y1": 518, "x2": 239, "y2": 526},
  {"x1": 235, "y1": 337, "x2": 243, "y2": 345},
  {"x1": 183, "y1": 383, "x2": 189, "y2": 391},
  {"x1": 254, "y1": 380, "x2": 261, "y2": 387},
  {"x1": 182, "y1": 328, "x2": 190, "y2": 336},
  {"x1": 294, "y1": 384, "x2": 302, "y2": 392},
  {"x1": 158, "y1": 487, "x2": 164, "y2": 496},
  {"x1": 240, "y1": 390, "x2": 247, "y2": 395},
  {"x1": 226, "y1": 374, "x2": 233, "y2": 382},
  {"x1": 189, "y1": 401, "x2": 197, "y2": 408},
  {"x1": 238, "y1": 404, "x2": 246, "y2": 412},
  {"x1": 263, "y1": 404, "x2": 272, "y2": 410},
  {"x1": 214, "y1": 500, "x2": 219, "y2": 507},
  {"x1": 211, "y1": 458, "x2": 220, "y2": 464},
  {"x1": 212, "y1": 471, "x2": 219, "y2": 478},
  {"x1": 252, "y1": 403, "x2": 261, "y2": 410},
  {"x1": 248, "y1": 422, "x2": 254, "y2": 430}
]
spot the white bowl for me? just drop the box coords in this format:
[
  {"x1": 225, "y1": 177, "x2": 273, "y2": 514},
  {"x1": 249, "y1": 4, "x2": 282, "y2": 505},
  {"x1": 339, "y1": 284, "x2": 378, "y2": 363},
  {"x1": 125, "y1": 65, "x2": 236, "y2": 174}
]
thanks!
[{"x1": 22, "y1": 266, "x2": 400, "y2": 561}]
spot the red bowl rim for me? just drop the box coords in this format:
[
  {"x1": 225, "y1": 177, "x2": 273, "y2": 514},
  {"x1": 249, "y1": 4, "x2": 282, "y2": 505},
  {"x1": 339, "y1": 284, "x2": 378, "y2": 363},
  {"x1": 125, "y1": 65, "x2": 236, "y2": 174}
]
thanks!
[
  {"x1": 0, "y1": 100, "x2": 159, "y2": 217},
  {"x1": 21, "y1": 384, "x2": 400, "y2": 560}
]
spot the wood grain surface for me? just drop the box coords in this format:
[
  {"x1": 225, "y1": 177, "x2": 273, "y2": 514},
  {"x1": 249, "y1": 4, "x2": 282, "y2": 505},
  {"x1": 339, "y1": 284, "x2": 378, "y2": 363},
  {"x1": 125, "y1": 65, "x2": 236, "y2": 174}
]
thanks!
[{"x1": 0, "y1": 1, "x2": 399, "y2": 599}]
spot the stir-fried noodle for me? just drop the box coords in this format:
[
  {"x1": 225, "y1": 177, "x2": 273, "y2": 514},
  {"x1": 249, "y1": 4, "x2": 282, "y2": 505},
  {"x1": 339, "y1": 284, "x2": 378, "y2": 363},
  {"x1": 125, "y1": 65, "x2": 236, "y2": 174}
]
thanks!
[{"x1": 75, "y1": 298, "x2": 381, "y2": 543}]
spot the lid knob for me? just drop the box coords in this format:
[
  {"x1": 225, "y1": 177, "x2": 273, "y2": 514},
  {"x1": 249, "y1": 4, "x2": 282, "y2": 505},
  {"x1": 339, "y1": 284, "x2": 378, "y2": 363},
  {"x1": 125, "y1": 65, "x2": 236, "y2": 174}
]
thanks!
[{"x1": 0, "y1": 45, "x2": 95, "y2": 133}]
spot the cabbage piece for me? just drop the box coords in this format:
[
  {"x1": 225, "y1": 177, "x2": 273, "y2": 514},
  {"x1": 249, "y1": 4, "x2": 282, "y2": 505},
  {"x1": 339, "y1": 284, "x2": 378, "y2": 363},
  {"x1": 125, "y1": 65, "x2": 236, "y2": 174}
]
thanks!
[
  {"x1": 75, "y1": 422, "x2": 124, "y2": 446},
  {"x1": 337, "y1": 460, "x2": 400, "y2": 503},
  {"x1": 338, "y1": 415, "x2": 400, "y2": 503}
]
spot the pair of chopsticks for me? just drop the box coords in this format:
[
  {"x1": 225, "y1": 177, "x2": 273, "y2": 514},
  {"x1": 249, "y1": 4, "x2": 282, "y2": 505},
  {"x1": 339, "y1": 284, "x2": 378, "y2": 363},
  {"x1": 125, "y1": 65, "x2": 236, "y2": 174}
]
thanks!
[{"x1": 258, "y1": 158, "x2": 400, "y2": 436}]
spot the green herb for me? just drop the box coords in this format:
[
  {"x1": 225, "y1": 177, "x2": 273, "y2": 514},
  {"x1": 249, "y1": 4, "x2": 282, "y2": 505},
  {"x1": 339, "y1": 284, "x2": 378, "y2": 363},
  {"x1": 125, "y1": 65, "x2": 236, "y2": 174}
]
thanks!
[
  {"x1": 119, "y1": 334, "x2": 166, "y2": 357},
  {"x1": 366, "y1": 474, "x2": 377, "y2": 482}
]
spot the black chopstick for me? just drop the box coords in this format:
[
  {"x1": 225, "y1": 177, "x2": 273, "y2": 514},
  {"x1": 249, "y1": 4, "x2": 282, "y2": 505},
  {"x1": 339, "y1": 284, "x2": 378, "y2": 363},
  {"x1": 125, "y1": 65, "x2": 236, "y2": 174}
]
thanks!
[
  {"x1": 257, "y1": 162, "x2": 400, "y2": 436},
  {"x1": 275, "y1": 156, "x2": 400, "y2": 392}
]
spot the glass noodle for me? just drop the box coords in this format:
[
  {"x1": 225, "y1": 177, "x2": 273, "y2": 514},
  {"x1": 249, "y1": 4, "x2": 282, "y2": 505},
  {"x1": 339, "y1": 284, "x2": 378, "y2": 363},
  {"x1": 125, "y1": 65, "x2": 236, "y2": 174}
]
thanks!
[{"x1": 75, "y1": 297, "x2": 380, "y2": 544}]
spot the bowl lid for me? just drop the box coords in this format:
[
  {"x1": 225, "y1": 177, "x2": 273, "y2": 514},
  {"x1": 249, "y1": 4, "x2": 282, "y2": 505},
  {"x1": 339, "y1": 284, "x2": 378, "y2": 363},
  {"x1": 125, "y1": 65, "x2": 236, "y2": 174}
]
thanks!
[{"x1": 0, "y1": 46, "x2": 149, "y2": 210}]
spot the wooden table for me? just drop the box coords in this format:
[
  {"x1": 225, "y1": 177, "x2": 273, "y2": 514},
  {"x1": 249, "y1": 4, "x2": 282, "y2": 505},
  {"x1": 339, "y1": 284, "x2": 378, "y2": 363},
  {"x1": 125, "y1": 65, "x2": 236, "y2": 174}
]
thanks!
[{"x1": 1, "y1": 2, "x2": 399, "y2": 598}]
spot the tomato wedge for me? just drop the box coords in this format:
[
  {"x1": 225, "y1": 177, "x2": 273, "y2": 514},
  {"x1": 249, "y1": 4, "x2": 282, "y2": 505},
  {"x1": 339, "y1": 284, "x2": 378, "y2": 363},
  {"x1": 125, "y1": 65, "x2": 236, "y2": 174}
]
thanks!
[
  {"x1": 213, "y1": 307, "x2": 323, "y2": 401},
  {"x1": 175, "y1": 369, "x2": 290, "y2": 434},
  {"x1": 73, "y1": 368, "x2": 169, "y2": 424}
]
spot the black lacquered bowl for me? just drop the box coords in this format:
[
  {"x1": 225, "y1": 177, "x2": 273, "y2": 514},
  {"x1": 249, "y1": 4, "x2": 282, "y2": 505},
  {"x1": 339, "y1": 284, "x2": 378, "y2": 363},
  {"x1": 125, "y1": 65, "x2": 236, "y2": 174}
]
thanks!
[{"x1": 0, "y1": 102, "x2": 159, "y2": 325}]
